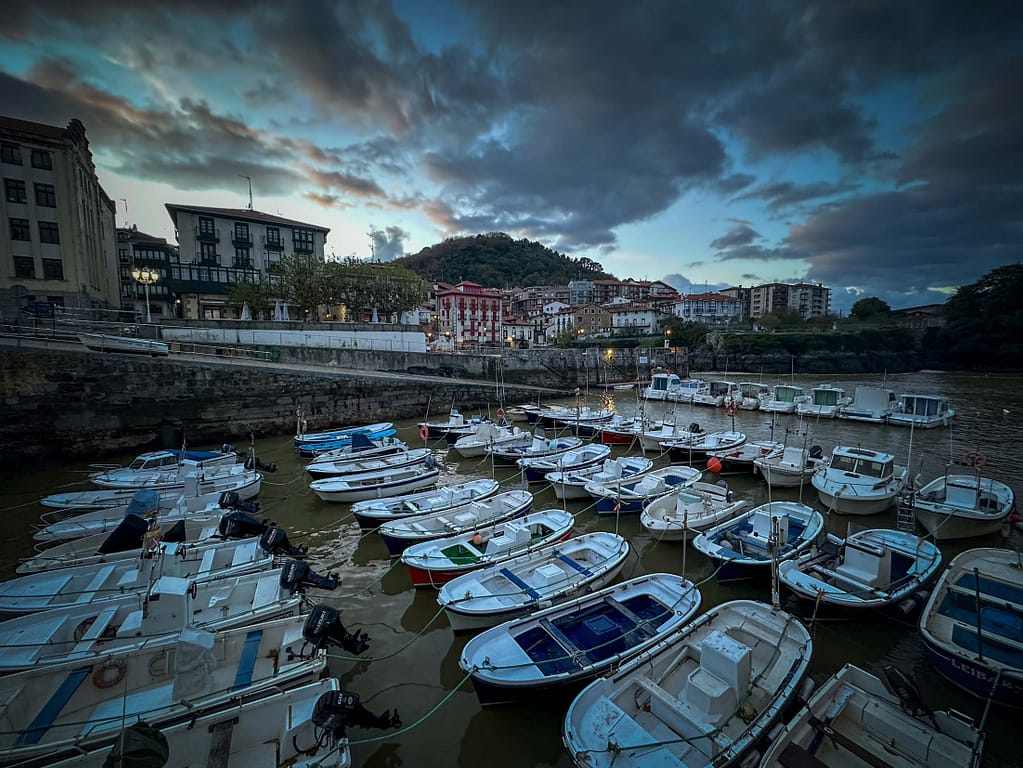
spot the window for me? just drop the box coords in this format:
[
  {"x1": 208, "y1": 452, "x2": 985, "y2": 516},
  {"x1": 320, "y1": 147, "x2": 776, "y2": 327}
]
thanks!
[
  {"x1": 200, "y1": 242, "x2": 218, "y2": 263},
  {"x1": 233, "y1": 222, "x2": 250, "y2": 242},
  {"x1": 35, "y1": 183, "x2": 56, "y2": 207},
  {"x1": 4, "y1": 178, "x2": 26, "y2": 203},
  {"x1": 10, "y1": 217, "x2": 30, "y2": 241},
  {"x1": 234, "y1": 247, "x2": 251, "y2": 267},
  {"x1": 265, "y1": 226, "x2": 281, "y2": 246},
  {"x1": 293, "y1": 228, "x2": 314, "y2": 253},
  {"x1": 1, "y1": 144, "x2": 22, "y2": 165},
  {"x1": 13, "y1": 256, "x2": 34, "y2": 278},
  {"x1": 42, "y1": 258, "x2": 64, "y2": 280},
  {"x1": 198, "y1": 216, "x2": 216, "y2": 237},
  {"x1": 119, "y1": 248, "x2": 130, "y2": 263},
  {"x1": 39, "y1": 221, "x2": 60, "y2": 244},
  {"x1": 30, "y1": 150, "x2": 52, "y2": 170}
]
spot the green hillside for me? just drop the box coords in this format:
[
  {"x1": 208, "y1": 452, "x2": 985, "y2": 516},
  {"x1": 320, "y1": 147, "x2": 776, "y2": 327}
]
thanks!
[{"x1": 393, "y1": 232, "x2": 615, "y2": 287}]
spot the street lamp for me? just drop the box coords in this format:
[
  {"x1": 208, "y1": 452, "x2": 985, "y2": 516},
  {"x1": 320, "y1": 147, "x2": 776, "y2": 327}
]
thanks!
[{"x1": 131, "y1": 266, "x2": 159, "y2": 323}]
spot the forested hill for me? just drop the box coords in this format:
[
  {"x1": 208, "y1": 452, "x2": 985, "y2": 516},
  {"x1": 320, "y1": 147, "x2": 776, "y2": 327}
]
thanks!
[{"x1": 393, "y1": 233, "x2": 615, "y2": 287}]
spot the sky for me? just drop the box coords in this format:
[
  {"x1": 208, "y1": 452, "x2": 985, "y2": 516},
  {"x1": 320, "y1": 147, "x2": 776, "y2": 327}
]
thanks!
[{"x1": 1, "y1": 1, "x2": 1020, "y2": 314}]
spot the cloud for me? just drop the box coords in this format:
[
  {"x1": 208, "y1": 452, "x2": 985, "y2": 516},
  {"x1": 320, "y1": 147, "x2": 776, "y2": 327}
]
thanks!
[
  {"x1": 368, "y1": 225, "x2": 409, "y2": 261},
  {"x1": 710, "y1": 224, "x2": 760, "y2": 250},
  {"x1": 735, "y1": 180, "x2": 861, "y2": 213}
]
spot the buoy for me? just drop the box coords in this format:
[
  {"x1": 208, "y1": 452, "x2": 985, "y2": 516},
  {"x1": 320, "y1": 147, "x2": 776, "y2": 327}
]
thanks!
[
  {"x1": 419, "y1": 424, "x2": 429, "y2": 441},
  {"x1": 706, "y1": 456, "x2": 723, "y2": 474}
]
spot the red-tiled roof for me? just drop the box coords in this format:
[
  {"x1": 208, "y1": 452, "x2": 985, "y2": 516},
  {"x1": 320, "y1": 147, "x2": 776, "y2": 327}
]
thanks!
[
  {"x1": 679, "y1": 292, "x2": 737, "y2": 302},
  {"x1": 165, "y1": 204, "x2": 330, "y2": 232}
]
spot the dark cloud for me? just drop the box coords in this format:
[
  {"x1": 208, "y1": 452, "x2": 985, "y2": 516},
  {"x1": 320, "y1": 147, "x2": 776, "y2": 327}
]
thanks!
[
  {"x1": 715, "y1": 174, "x2": 755, "y2": 194},
  {"x1": 735, "y1": 181, "x2": 861, "y2": 213},
  {"x1": 710, "y1": 224, "x2": 760, "y2": 251},
  {"x1": 368, "y1": 225, "x2": 409, "y2": 262},
  {"x1": 306, "y1": 169, "x2": 386, "y2": 199}
]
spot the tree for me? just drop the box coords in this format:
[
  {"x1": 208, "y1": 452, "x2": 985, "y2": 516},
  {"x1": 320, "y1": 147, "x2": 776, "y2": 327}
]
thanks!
[
  {"x1": 277, "y1": 254, "x2": 328, "y2": 320},
  {"x1": 941, "y1": 263, "x2": 1023, "y2": 366},
  {"x1": 324, "y1": 258, "x2": 428, "y2": 320},
  {"x1": 849, "y1": 296, "x2": 891, "y2": 320},
  {"x1": 225, "y1": 280, "x2": 276, "y2": 319}
]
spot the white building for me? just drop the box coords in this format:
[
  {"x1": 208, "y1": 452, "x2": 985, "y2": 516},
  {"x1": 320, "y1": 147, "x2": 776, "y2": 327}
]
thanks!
[
  {"x1": 609, "y1": 303, "x2": 663, "y2": 333},
  {"x1": 672, "y1": 292, "x2": 743, "y2": 324}
]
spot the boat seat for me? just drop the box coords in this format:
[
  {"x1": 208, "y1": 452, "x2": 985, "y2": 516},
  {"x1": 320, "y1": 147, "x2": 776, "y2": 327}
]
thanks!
[
  {"x1": 198, "y1": 548, "x2": 219, "y2": 574},
  {"x1": 586, "y1": 695, "x2": 681, "y2": 767},
  {"x1": 251, "y1": 574, "x2": 280, "y2": 608},
  {"x1": 633, "y1": 674, "x2": 728, "y2": 756},
  {"x1": 835, "y1": 543, "x2": 891, "y2": 588},
  {"x1": 537, "y1": 617, "x2": 587, "y2": 667},
  {"x1": 115, "y1": 568, "x2": 141, "y2": 589},
  {"x1": 498, "y1": 568, "x2": 540, "y2": 600},
  {"x1": 231, "y1": 629, "x2": 264, "y2": 690},
  {"x1": 231, "y1": 540, "x2": 258, "y2": 567},
  {"x1": 15, "y1": 665, "x2": 92, "y2": 745},
  {"x1": 75, "y1": 565, "x2": 117, "y2": 604},
  {"x1": 69, "y1": 604, "x2": 119, "y2": 656},
  {"x1": 809, "y1": 565, "x2": 880, "y2": 595},
  {"x1": 557, "y1": 553, "x2": 592, "y2": 576}
]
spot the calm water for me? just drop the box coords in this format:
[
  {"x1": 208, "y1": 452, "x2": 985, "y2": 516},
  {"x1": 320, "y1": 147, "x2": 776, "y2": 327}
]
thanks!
[{"x1": 2, "y1": 370, "x2": 1021, "y2": 767}]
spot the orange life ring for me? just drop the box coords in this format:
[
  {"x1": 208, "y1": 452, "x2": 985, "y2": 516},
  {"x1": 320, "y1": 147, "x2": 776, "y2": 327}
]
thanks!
[
  {"x1": 723, "y1": 400, "x2": 739, "y2": 417},
  {"x1": 496, "y1": 408, "x2": 506, "y2": 420},
  {"x1": 962, "y1": 450, "x2": 987, "y2": 470},
  {"x1": 419, "y1": 424, "x2": 430, "y2": 441},
  {"x1": 92, "y1": 658, "x2": 127, "y2": 689}
]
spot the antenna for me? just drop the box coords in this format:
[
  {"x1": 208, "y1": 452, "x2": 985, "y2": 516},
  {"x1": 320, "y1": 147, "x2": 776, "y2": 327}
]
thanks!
[{"x1": 239, "y1": 175, "x2": 253, "y2": 210}]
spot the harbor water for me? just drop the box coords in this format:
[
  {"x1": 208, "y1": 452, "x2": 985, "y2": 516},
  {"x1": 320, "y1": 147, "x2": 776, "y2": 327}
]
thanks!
[{"x1": 2, "y1": 370, "x2": 1021, "y2": 767}]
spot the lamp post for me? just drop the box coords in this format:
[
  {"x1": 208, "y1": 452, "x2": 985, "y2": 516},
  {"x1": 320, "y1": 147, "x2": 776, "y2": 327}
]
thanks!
[{"x1": 131, "y1": 266, "x2": 159, "y2": 323}]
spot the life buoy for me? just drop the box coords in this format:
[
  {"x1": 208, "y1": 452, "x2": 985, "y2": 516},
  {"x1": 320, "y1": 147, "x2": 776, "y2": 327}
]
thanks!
[
  {"x1": 962, "y1": 451, "x2": 987, "y2": 470},
  {"x1": 419, "y1": 424, "x2": 430, "y2": 441},
  {"x1": 496, "y1": 408, "x2": 506, "y2": 420},
  {"x1": 723, "y1": 399, "x2": 739, "y2": 417},
  {"x1": 92, "y1": 658, "x2": 127, "y2": 689}
]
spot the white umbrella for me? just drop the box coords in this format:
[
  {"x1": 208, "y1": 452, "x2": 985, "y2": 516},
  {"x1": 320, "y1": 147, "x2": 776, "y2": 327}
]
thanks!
[
  {"x1": 281, "y1": 303, "x2": 290, "y2": 321},
  {"x1": 272, "y1": 301, "x2": 283, "y2": 322},
  {"x1": 371, "y1": 307, "x2": 379, "y2": 323},
  {"x1": 240, "y1": 302, "x2": 252, "y2": 321}
]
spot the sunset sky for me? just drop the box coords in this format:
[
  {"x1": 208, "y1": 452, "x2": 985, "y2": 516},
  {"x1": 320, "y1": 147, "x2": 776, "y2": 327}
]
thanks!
[{"x1": 2, "y1": 1, "x2": 1020, "y2": 312}]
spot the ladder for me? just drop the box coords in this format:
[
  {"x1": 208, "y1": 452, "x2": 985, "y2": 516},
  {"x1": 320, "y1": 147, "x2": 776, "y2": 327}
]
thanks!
[{"x1": 895, "y1": 495, "x2": 916, "y2": 533}]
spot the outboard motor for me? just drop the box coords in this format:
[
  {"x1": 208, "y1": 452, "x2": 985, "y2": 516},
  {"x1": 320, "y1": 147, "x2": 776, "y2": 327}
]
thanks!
[
  {"x1": 311, "y1": 689, "x2": 401, "y2": 740},
  {"x1": 688, "y1": 422, "x2": 703, "y2": 434},
  {"x1": 217, "y1": 491, "x2": 260, "y2": 515},
  {"x1": 243, "y1": 456, "x2": 278, "y2": 473},
  {"x1": 424, "y1": 453, "x2": 439, "y2": 470},
  {"x1": 882, "y1": 664, "x2": 940, "y2": 728},
  {"x1": 259, "y1": 526, "x2": 308, "y2": 558},
  {"x1": 280, "y1": 560, "x2": 341, "y2": 594},
  {"x1": 217, "y1": 510, "x2": 270, "y2": 540},
  {"x1": 161, "y1": 519, "x2": 187, "y2": 543},
  {"x1": 300, "y1": 604, "x2": 370, "y2": 655},
  {"x1": 97, "y1": 514, "x2": 150, "y2": 554},
  {"x1": 808, "y1": 445, "x2": 824, "y2": 461}
]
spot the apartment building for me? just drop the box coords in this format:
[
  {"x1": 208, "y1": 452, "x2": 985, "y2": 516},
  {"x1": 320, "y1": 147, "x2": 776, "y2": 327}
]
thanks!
[
  {"x1": 672, "y1": 291, "x2": 743, "y2": 324},
  {"x1": 436, "y1": 281, "x2": 503, "y2": 346},
  {"x1": 116, "y1": 226, "x2": 178, "y2": 320}
]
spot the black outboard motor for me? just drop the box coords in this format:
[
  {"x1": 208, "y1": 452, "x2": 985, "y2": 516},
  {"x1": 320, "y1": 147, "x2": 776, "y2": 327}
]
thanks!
[
  {"x1": 217, "y1": 510, "x2": 269, "y2": 540},
  {"x1": 161, "y1": 519, "x2": 187, "y2": 543},
  {"x1": 217, "y1": 491, "x2": 261, "y2": 515},
  {"x1": 259, "y1": 526, "x2": 308, "y2": 558},
  {"x1": 311, "y1": 689, "x2": 401, "y2": 740},
  {"x1": 97, "y1": 514, "x2": 150, "y2": 554},
  {"x1": 243, "y1": 456, "x2": 278, "y2": 473},
  {"x1": 688, "y1": 422, "x2": 703, "y2": 434},
  {"x1": 280, "y1": 560, "x2": 341, "y2": 594},
  {"x1": 301, "y1": 604, "x2": 370, "y2": 655}
]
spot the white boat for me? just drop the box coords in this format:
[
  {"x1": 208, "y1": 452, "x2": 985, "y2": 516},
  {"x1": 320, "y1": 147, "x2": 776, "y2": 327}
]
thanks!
[
  {"x1": 759, "y1": 384, "x2": 806, "y2": 414},
  {"x1": 692, "y1": 379, "x2": 739, "y2": 407},
  {"x1": 437, "y1": 532, "x2": 630, "y2": 632},
  {"x1": 778, "y1": 527, "x2": 942, "y2": 613},
  {"x1": 812, "y1": 445, "x2": 907, "y2": 514},
  {"x1": 919, "y1": 547, "x2": 1023, "y2": 705},
  {"x1": 665, "y1": 378, "x2": 706, "y2": 403},
  {"x1": 562, "y1": 600, "x2": 812, "y2": 768},
  {"x1": 350, "y1": 478, "x2": 500, "y2": 529},
  {"x1": 838, "y1": 385, "x2": 897, "y2": 423},
  {"x1": 539, "y1": 406, "x2": 615, "y2": 436},
  {"x1": 518, "y1": 443, "x2": 611, "y2": 482},
  {"x1": 89, "y1": 461, "x2": 256, "y2": 491},
  {"x1": 39, "y1": 470, "x2": 261, "y2": 511},
  {"x1": 377, "y1": 489, "x2": 533, "y2": 557},
  {"x1": 0, "y1": 616, "x2": 327, "y2": 761},
  {"x1": 0, "y1": 564, "x2": 336, "y2": 671},
  {"x1": 451, "y1": 422, "x2": 530, "y2": 457},
  {"x1": 665, "y1": 430, "x2": 746, "y2": 463},
  {"x1": 546, "y1": 456, "x2": 653, "y2": 500},
  {"x1": 89, "y1": 447, "x2": 240, "y2": 475},
  {"x1": 309, "y1": 462, "x2": 440, "y2": 503},
  {"x1": 637, "y1": 420, "x2": 704, "y2": 454},
  {"x1": 642, "y1": 370, "x2": 683, "y2": 400},
  {"x1": 640, "y1": 481, "x2": 749, "y2": 542},
  {"x1": 305, "y1": 447, "x2": 432, "y2": 478},
  {"x1": 888, "y1": 393, "x2": 956, "y2": 429},
  {"x1": 911, "y1": 469, "x2": 1017, "y2": 540},
  {"x1": 418, "y1": 408, "x2": 467, "y2": 439},
  {"x1": 400, "y1": 508, "x2": 575, "y2": 587},
  {"x1": 753, "y1": 444, "x2": 824, "y2": 488},
  {"x1": 585, "y1": 465, "x2": 703, "y2": 514},
  {"x1": 0, "y1": 536, "x2": 277, "y2": 614},
  {"x1": 759, "y1": 663, "x2": 984, "y2": 768},
  {"x1": 796, "y1": 384, "x2": 849, "y2": 419},
  {"x1": 706, "y1": 439, "x2": 784, "y2": 475},
  {"x1": 78, "y1": 331, "x2": 169, "y2": 356},
  {"x1": 303, "y1": 433, "x2": 408, "y2": 462},
  {"x1": 598, "y1": 415, "x2": 659, "y2": 446},
  {"x1": 737, "y1": 381, "x2": 771, "y2": 410},
  {"x1": 489, "y1": 433, "x2": 583, "y2": 465},
  {"x1": 460, "y1": 573, "x2": 701, "y2": 705},
  {"x1": 691, "y1": 501, "x2": 824, "y2": 582}
]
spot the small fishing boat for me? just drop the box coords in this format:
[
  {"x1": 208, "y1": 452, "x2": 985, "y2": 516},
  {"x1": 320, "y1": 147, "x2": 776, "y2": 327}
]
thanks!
[
  {"x1": 692, "y1": 379, "x2": 739, "y2": 407},
  {"x1": 451, "y1": 423, "x2": 530, "y2": 457},
  {"x1": 39, "y1": 470, "x2": 262, "y2": 512},
  {"x1": 796, "y1": 384, "x2": 849, "y2": 419},
  {"x1": 584, "y1": 465, "x2": 703, "y2": 514},
  {"x1": 460, "y1": 572, "x2": 701, "y2": 705},
  {"x1": 293, "y1": 420, "x2": 394, "y2": 447},
  {"x1": 691, "y1": 501, "x2": 824, "y2": 582},
  {"x1": 665, "y1": 430, "x2": 746, "y2": 464},
  {"x1": 400, "y1": 508, "x2": 575, "y2": 587},
  {"x1": 489, "y1": 433, "x2": 583, "y2": 466},
  {"x1": 760, "y1": 663, "x2": 984, "y2": 768},
  {"x1": 637, "y1": 421, "x2": 703, "y2": 454},
  {"x1": 89, "y1": 461, "x2": 255, "y2": 491},
  {"x1": 642, "y1": 370, "x2": 683, "y2": 401},
  {"x1": 918, "y1": 547, "x2": 1023, "y2": 705},
  {"x1": 562, "y1": 600, "x2": 812, "y2": 768},
  {"x1": 909, "y1": 465, "x2": 1016, "y2": 540},
  {"x1": 350, "y1": 478, "x2": 500, "y2": 529},
  {"x1": 778, "y1": 527, "x2": 942, "y2": 614},
  {"x1": 90, "y1": 447, "x2": 240, "y2": 474},
  {"x1": 539, "y1": 406, "x2": 615, "y2": 437},
  {"x1": 417, "y1": 408, "x2": 468, "y2": 440},
  {"x1": 377, "y1": 489, "x2": 533, "y2": 557},
  {"x1": 812, "y1": 445, "x2": 907, "y2": 514},
  {"x1": 517, "y1": 443, "x2": 611, "y2": 483},
  {"x1": 838, "y1": 385, "x2": 897, "y2": 423},
  {"x1": 437, "y1": 532, "x2": 630, "y2": 632},
  {"x1": 665, "y1": 378, "x2": 706, "y2": 404},
  {"x1": 888, "y1": 393, "x2": 955, "y2": 429},
  {"x1": 597, "y1": 415, "x2": 656, "y2": 446},
  {"x1": 78, "y1": 332, "x2": 169, "y2": 356},
  {"x1": 302, "y1": 432, "x2": 408, "y2": 461},
  {"x1": 305, "y1": 447, "x2": 432, "y2": 478},
  {"x1": 706, "y1": 439, "x2": 784, "y2": 475},
  {"x1": 309, "y1": 461, "x2": 440, "y2": 503},
  {"x1": 546, "y1": 456, "x2": 653, "y2": 501},
  {"x1": 759, "y1": 384, "x2": 807, "y2": 414},
  {"x1": 736, "y1": 381, "x2": 771, "y2": 410},
  {"x1": 640, "y1": 481, "x2": 749, "y2": 542},
  {"x1": 753, "y1": 444, "x2": 824, "y2": 488}
]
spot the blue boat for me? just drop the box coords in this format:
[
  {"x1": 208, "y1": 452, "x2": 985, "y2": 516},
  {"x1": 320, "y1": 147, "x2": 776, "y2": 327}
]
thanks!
[{"x1": 295, "y1": 423, "x2": 395, "y2": 457}]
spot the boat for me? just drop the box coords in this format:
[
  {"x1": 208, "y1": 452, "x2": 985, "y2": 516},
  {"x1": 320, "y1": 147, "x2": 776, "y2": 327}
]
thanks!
[
  {"x1": 78, "y1": 332, "x2": 169, "y2": 356},
  {"x1": 637, "y1": 420, "x2": 704, "y2": 454},
  {"x1": 838, "y1": 385, "x2": 897, "y2": 423},
  {"x1": 665, "y1": 429, "x2": 746, "y2": 463},
  {"x1": 736, "y1": 381, "x2": 771, "y2": 410},
  {"x1": 753, "y1": 444, "x2": 824, "y2": 488},
  {"x1": 517, "y1": 443, "x2": 611, "y2": 483},
  {"x1": 39, "y1": 470, "x2": 262, "y2": 512},
  {"x1": 706, "y1": 439, "x2": 784, "y2": 475},
  {"x1": 642, "y1": 370, "x2": 683, "y2": 401},
  {"x1": 692, "y1": 379, "x2": 739, "y2": 407},
  {"x1": 0, "y1": 563, "x2": 339, "y2": 672},
  {"x1": 796, "y1": 384, "x2": 849, "y2": 419},
  {"x1": 89, "y1": 461, "x2": 255, "y2": 491},
  {"x1": 305, "y1": 447, "x2": 432, "y2": 478},
  {"x1": 759, "y1": 384, "x2": 807, "y2": 414},
  {"x1": 811, "y1": 445, "x2": 907, "y2": 514},
  {"x1": 888, "y1": 393, "x2": 956, "y2": 429},
  {"x1": 910, "y1": 466, "x2": 1017, "y2": 540},
  {"x1": 295, "y1": 425, "x2": 398, "y2": 457},
  {"x1": 417, "y1": 408, "x2": 468, "y2": 440},
  {"x1": 0, "y1": 535, "x2": 280, "y2": 614},
  {"x1": 0, "y1": 615, "x2": 328, "y2": 762},
  {"x1": 293, "y1": 419, "x2": 394, "y2": 447},
  {"x1": 488, "y1": 433, "x2": 583, "y2": 466},
  {"x1": 437, "y1": 532, "x2": 630, "y2": 632},
  {"x1": 665, "y1": 378, "x2": 706, "y2": 403},
  {"x1": 759, "y1": 663, "x2": 984, "y2": 768},
  {"x1": 691, "y1": 501, "x2": 824, "y2": 582},
  {"x1": 584, "y1": 465, "x2": 703, "y2": 514},
  {"x1": 377, "y1": 489, "x2": 533, "y2": 557},
  {"x1": 400, "y1": 508, "x2": 575, "y2": 587},
  {"x1": 450, "y1": 422, "x2": 531, "y2": 457},
  {"x1": 918, "y1": 547, "x2": 1023, "y2": 705},
  {"x1": 640, "y1": 481, "x2": 749, "y2": 542},
  {"x1": 562, "y1": 600, "x2": 812, "y2": 768},
  {"x1": 89, "y1": 447, "x2": 240, "y2": 474},
  {"x1": 309, "y1": 461, "x2": 440, "y2": 503},
  {"x1": 546, "y1": 456, "x2": 653, "y2": 500},
  {"x1": 539, "y1": 405, "x2": 615, "y2": 437},
  {"x1": 778, "y1": 527, "x2": 942, "y2": 614},
  {"x1": 460, "y1": 572, "x2": 701, "y2": 706},
  {"x1": 350, "y1": 478, "x2": 500, "y2": 529},
  {"x1": 302, "y1": 432, "x2": 407, "y2": 461},
  {"x1": 597, "y1": 415, "x2": 657, "y2": 445}
]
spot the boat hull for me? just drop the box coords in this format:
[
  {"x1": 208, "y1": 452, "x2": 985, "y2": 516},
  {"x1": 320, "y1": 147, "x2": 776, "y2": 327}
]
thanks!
[
  {"x1": 923, "y1": 636, "x2": 1023, "y2": 705},
  {"x1": 914, "y1": 508, "x2": 1007, "y2": 540},
  {"x1": 815, "y1": 487, "x2": 898, "y2": 515}
]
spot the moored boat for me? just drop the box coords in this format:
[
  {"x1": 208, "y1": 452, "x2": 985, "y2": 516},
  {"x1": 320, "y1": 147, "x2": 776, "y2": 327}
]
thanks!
[
  {"x1": 640, "y1": 481, "x2": 749, "y2": 542},
  {"x1": 350, "y1": 478, "x2": 500, "y2": 529},
  {"x1": 584, "y1": 465, "x2": 703, "y2": 514},
  {"x1": 706, "y1": 439, "x2": 784, "y2": 475},
  {"x1": 78, "y1": 332, "x2": 169, "y2": 356},
  {"x1": 489, "y1": 433, "x2": 583, "y2": 466},
  {"x1": 759, "y1": 384, "x2": 806, "y2": 414},
  {"x1": 665, "y1": 430, "x2": 746, "y2": 464},
  {"x1": 796, "y1": 384, "x2": 848, "y2": 419},
  {"x1": 450, "y1": 422, "x2": 530, "y2": 457},
  {"x1": 546, "y1": 456, "x2": 653, "y2": 501},
  {"x1": 753, "y1": 444, "x2": 823, "y2": 488},
  {"x1": 909, "y1": 465, "x2": 1016, "y2": 540},
  {"x1": 811, "y1": 445, "x2": 907, "y2": 514},
  {"x1": 309, "y1": 461, "x2": 440, "y2": 503},
  {"x1": 517, "y1": 443, "x2": 611, "y2": 483},
  {"x1": 888, "y1": 393, "x2": 955, "y2": 429},
  {"x1": 305, "y1": 447, "x2": 432, "y2": 478},
  {"x1": 838, "y1": 385, "x2": 897, "y2": 423}
]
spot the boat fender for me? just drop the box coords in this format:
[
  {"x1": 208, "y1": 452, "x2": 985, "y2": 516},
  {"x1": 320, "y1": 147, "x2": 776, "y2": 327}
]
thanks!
[
  {"x1": 188, "y1": 581, "x2": 198, "y2": 599},
  {"x1": 92, "y1": 658, "x2": 128, "y2": 689}
]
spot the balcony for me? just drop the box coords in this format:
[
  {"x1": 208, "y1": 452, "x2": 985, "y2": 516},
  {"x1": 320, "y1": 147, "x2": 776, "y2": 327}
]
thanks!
[
  {"x1": 168, "y1": 263, "x2": 264, "y2": 295},
  {"x1": 231, "y1": 232, "x2": 253, "y2": 247},
  {"x1": 232, "y1": 258, "x2": 253, "y2": 269},
  {"x1": 263, "y1": 236, "x2": 284, "y2": 251},
  {"x1": 193, "y1": 252, "x2": 221, "y2": 266},
  {"x1": 195, "y1": 226, "x2": 220, "y2": 243}
]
